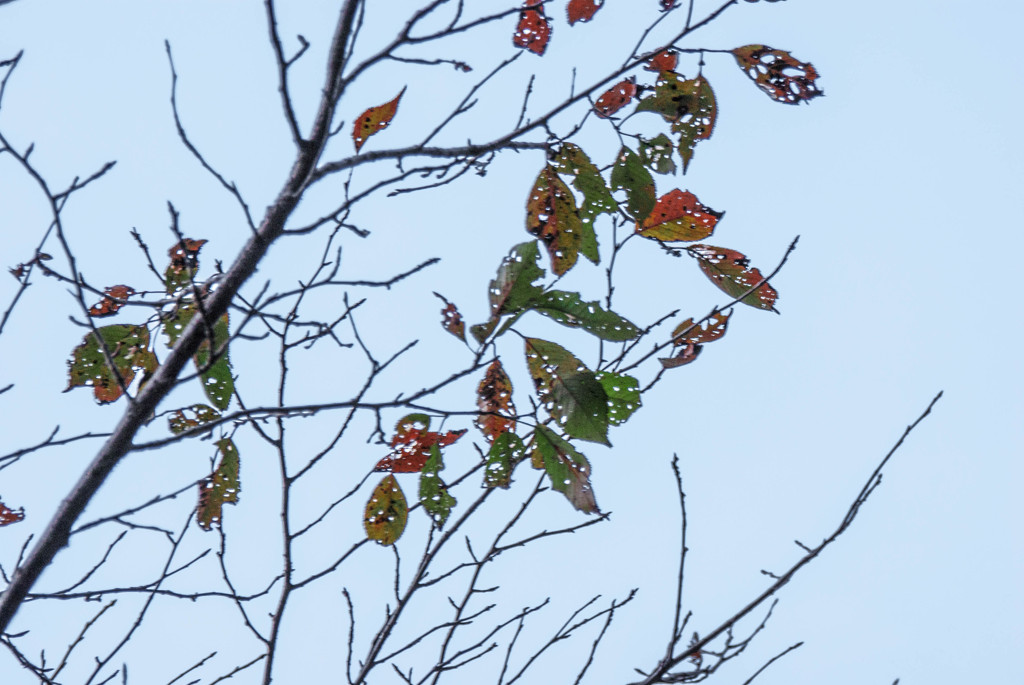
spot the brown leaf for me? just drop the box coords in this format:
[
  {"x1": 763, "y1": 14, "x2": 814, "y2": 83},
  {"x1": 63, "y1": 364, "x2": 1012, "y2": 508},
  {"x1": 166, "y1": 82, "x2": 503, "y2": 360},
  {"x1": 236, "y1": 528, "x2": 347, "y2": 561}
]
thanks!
[
  {"x1": 0, "y1": 499, "x2": 25, "y2": 526},
  {"x1": 645, "y1": 50, "x2": 678, "y2": 73},
  {"x1": 433, "y1": 292, "x2": 466, "y2": 341},
  {"x1": 732, "y1": 45, "x2": 823, "y2": 104},
  {"x1": 690, "y1": 245, "x2": 778, "y2": 311},
  {"x1": 476, "y1": 360, "x2": 516, "y2": 443},
  {"x1": 88, "y1": 285, "x2": 136, "y2": 317}
]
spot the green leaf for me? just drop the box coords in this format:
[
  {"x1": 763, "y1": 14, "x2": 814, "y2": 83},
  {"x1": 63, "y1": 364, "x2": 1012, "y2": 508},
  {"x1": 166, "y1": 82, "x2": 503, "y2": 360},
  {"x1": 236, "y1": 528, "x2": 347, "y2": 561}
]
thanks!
[
  {"x1": 169, "y1": 403, "x2": 221, "y2": 434},
  {"x1": 552, "y1": 143, "x2": 617, "y2": 263},
  {"x1": 66, "y1": 324, "x2": 158, "y2": 404},
  {"x1": 531, "y1": 290, "x2": 640, "y2": 341},
  {"x1": 635, "y1": 70, "x2": 692, "y2": 121},
  {"x1": 364, "y1": 474, "x2": 408, "y2": 545},
  {"x1": 611, "y1": 147, "x2": 656, "y2": 223},
  {"x1": 690, "y1": 245, "x2": 778, "y2": 311},
  {"x1": 484, "y1": 431, "x2": 524, "y2": 488},
  {"x1": 526, "y1": 165, "x2": 583, "y2": 276},
  {"x1": 670, "y1": 75, "x2": 716, "y2": 173},
  {"x1": 471, "y1": 242, "x2": 546, "y2": 344},
  {"x1": 419, "y1": 446, "x2": 456, "y2": 529},
  {"x1": 194, "y1": 313, "x2": 233, "y2": 411},
  {"x1": 639, "y1": 134, "x2": 677, "y2": 175},
  {"x1": 594, "y1": 371, "x2": 641, "y2": 426},
  {"x1": 534, "y1": 425, "x2": 598, "y2": 514},
  {"x1": 524, "y1": 338, "x2": 609, "y2": 445},
  {"x1": 197, "y1": 438, "x2": 240, "y2": 531}
]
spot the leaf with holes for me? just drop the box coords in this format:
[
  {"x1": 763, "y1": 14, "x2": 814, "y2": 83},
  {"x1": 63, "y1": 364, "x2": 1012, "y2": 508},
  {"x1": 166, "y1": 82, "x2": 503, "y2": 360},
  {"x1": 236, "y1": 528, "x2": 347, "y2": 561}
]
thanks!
[
  {"x1": 638, "y1": 189, "x2": 722, "y2": 242},
  {"x1": 375, "y1": 413, "x2": 466, "y2": 473},
  {"x1": 534, "y1": 425, "x2": 598, "y2": 514},
  {"x1": 484, "y1": 431, "x2": 524, "y2": 489},
  {"x1": 197, "y1": 438, "x2": 240, "y2": 531},
  {"x1": 353, "y1": 88, "x2": 405, "y2": 152},
  {"x1": 635, "y1": 70, "x2": 691, "y2": 121},
  {"x1": 513, "y1": 0, "x2": 551, "y2": 55},
  {"x1": 0, "y1": 499, "x2": 24, "y2": 526},
  {"x1": 194, "y1": 313, "x2": 233, "y2": 410},
  {"x1": 525, "y1": 338, "x2": 609, "y2": 445},
  {"x1": 88, "y1": 285, "x2": 135, "y2": 318},
  {"x1": 594, "y1": 371, "x2": 641, "y2": 426},
  {"x1": 732, "y1": 45, "x2": 823, "y2": 104},
  {"x1": 66, "y1": 324, "x2": 158, "y2": 404},
  {"x1": 551, "y1": 143, "x2": 615, "y2": 262},
  {"x1": 165, "y1": 238, "x2": 207, "y2": 295},
  {"x1": 639, "y1": 134, "x2": 676, "y2": 175},
  {"x1": 594, "y1": 79, "x2": 636, "y2": 118},
  {"x1": 364, "y1": 475, "x2": 408, "y2": 545},
  {"x1": 645, "y1": 50, "x2": 678, "y2": 73},
  {"x1": 476, "y1": 360, "x2": 516, "y2": 443},
  {"x1": 611, "y1": 147, "x2": 656, "y2": 223},
  {"x1": 526, "y1": 165, "x2": 583, "y2": 276},
  {"x1": 670, "y1": 75, "x2": 716, "y2": 172},
  {"x1": 670, "y1": 310, "x2": 731, "y2": 345},
  {"x1": 433, "y1": 292, "x2": 466, "y2": 341},
  {"x1": 568, "y1": 0, "x2": 602, "y2": 24},
  {"x1": 532, "y1": 290, "x2": 640, "y2": 341},
  {"x1": 691, "y1": 245, "x2": 778, "y2": 311},
  {"x1": 419, "y1": 446, "x2": 456, "y2": 529},
  {"x1": 169, "y1": 403, "x2": 221, "y2": 435},
  {"x1": 470, "y1": 241, "x2": 546, "y2": 343},
  {"x1": 659, "y1": 342, "x2": 702, "y2": 369}
]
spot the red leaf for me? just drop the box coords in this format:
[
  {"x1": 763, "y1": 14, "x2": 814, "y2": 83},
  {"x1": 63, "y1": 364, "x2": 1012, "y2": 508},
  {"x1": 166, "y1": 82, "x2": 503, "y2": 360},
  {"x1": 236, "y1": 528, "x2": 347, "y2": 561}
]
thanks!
[
  {"x1": 0, "y1": 499, "x2": 25, "y2": 526},
  {"x1": 352, "y1": 88, "x2": 405, "y2": 152},
  {"x1": 476, "y1": 360, "x2": 516, "y2": 443},
  {"x1": 433, "y1": 292, "x2": 466, "y2": 341},
  {"x1": 732, "y1": 45, "x2": 823, "y2": 104},
  {"x1": 644, "y1": 50, "x2": 678, "y2": 73},
  {"x1": 168, "y1": 239, "x2": 206, "y2": 273},
  {"x1": 88, "y1": 285, "x2": 135, "y2": 318},
  {"x1": 513, "y1": 2, "x2": 551, "y2": 56},
  {"x1": 567, "y1": 0, "x2": 602, "y2": 24},
  {"x1": 660, "y1": 0, "x2": 677, "y2": 9},
  {"x1": 638, "y1": 189, "x2": 722, "y2": 242},
  {"x1": 690, "y1": 245, "x2": 778, "y2": 311},
  {"x1": 593, "y1": 79, "x2": 637, "y2": 118},
  {"x1": 375, "y1": 414, "x2": 467, "y2": 473}
]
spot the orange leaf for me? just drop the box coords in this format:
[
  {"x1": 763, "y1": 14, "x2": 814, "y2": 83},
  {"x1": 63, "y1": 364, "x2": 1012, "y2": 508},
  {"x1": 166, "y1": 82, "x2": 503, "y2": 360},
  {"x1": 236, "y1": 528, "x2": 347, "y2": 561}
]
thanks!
[
  {"x1": 513, "y1": 2, "x2": 551, "y2": 55},
  {"x1": 375, "y1": 414, "x2": 467, "y2": 473},
  {"x1": 567, "y1": 0, "x2": 602, "y2": 25},
  {"x1": 476, "y1": 360, "x2": 516, "y2": 443},
  {"x1": 593, "y1": 79, "x2": 637, "y2": 118},
  {"x1": 732, "y1": 45, "x2": 823, "y2": 104},
  {"x1": 644, "y1": 50, "x2": 678, "y2": 73},
  {"x1": 526, "y1": 165, "x2": 583, "y2": 276},
  {"x1": 352, "y1": 88, "x2": 405, "y2": 152},
  {"x1": 88, "y1": 285, "x2": 135, "y2": 318},
  {"x1": 638, "y1": 189, "x2": 721, "y2": 242},
  {"x1": 0, "y1": 499, "x2": 24, "y2": 526}
]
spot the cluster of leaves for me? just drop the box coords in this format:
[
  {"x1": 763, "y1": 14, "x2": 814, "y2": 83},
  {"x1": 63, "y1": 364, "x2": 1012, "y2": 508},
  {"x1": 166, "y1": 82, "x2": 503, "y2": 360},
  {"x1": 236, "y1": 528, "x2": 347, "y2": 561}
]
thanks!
[
  {"x1": 352, "y1": 28, "x2": 822, "y2": 545},
  {"x1": 62, "y1": 239, "x2": 240, "y2": 531}
]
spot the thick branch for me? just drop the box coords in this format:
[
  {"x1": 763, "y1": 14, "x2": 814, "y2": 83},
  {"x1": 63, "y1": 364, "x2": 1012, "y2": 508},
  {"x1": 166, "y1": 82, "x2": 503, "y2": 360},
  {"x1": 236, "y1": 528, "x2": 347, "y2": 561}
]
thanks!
[{"x1": 0, "y1": 0, "x2": 362, "y2": 635}]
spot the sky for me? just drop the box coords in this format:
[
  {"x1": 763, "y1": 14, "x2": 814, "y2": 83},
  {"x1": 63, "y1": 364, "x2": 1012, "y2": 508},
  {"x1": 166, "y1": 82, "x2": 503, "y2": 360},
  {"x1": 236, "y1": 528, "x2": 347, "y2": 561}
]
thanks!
[{"x1": 0, "y1": 1, "x2": 1021, "y2": 684}]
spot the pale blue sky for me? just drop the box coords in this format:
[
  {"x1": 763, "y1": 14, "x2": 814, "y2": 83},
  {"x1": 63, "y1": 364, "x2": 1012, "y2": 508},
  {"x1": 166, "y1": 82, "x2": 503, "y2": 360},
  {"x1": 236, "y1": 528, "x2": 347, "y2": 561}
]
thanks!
[{"x1": 0, "y1": 1, "x2": 1021, "y2": 683}]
